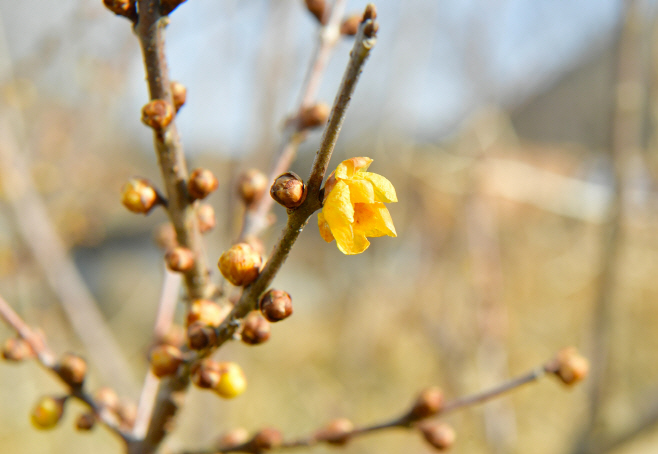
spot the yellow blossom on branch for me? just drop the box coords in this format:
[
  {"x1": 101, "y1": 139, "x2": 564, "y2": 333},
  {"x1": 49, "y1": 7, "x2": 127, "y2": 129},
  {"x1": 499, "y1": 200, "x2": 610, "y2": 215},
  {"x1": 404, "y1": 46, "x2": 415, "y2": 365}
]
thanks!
[{"x1": 318, "y1": 157, "x2": 397, "y2": 255}]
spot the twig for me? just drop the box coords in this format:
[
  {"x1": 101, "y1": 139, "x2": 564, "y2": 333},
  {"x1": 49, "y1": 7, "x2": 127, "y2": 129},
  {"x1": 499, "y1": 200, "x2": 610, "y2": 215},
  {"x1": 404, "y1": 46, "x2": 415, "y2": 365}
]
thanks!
[
  {"x1": 0, "y1": 294, "x2": 132, "y2": 442},
  {"x1": 239, "y1": 0, "x2": 348, "y2": 241}
]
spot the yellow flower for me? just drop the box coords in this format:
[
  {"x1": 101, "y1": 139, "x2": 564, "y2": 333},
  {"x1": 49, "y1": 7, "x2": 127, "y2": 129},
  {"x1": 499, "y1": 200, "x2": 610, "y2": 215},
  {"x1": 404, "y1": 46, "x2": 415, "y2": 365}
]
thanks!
[{"x1": 318, "y1": 157, "x2": 397, "y2": 255}]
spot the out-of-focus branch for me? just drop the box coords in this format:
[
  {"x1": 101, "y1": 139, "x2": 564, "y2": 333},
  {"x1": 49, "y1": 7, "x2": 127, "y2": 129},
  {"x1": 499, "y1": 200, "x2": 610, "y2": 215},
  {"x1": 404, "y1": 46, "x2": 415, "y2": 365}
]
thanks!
[
  {"x1": 0, "y1": 294, "x2": 131, "y2": 442},
  {"x1": 239, "y1": 0, "x2": 348, "y2": 241}
]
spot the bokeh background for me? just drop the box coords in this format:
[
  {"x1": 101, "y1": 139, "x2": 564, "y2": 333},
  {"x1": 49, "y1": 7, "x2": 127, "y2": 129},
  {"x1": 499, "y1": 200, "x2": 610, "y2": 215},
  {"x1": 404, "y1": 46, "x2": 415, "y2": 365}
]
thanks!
[{"x1": 1, "y1": 0, "x2": 658, "y2": 453}]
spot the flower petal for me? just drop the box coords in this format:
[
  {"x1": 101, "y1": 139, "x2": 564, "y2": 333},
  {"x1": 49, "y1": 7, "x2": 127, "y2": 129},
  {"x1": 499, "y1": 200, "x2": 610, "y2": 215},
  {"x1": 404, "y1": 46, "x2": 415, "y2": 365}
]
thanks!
[
  {"x1": 345, "y1": 178, "x2": 375, "y2": 204},
  {"x1": 362, "y1": 172, "x2": 397, "y2": 203},
  {"x1": 317, "y1": 211, "x2": 334, "y2": 243},
  {"x1": 323, "y1": 181, "x2": 356, "y2": 252},
  {"x1": 353, "y1": 202, "x2": 397, "y2": 238},
  {"x1": 335, "y1": 157, "x2": 373, "y2": 180}
]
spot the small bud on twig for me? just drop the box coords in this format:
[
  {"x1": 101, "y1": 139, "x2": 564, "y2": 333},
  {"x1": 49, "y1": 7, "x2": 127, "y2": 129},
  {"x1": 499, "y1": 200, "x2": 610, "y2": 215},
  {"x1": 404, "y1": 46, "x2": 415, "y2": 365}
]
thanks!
[
  {"x1": 304, "y1": 0, "x2": 327, "y2": 24},
  {"x1": 340, "y1": 14, "x2": 362, "y2": 36},
  {"x1": 214, "y1": 361, "x2": 247, "y2": 399},
  {"x1": 252, "y1": 427, "x2": 283, "y2": 450},
  {"x1": 187, "y1": 299, "x2": 228, "y2": 328},
  {"x1": 95, "y1": 387, "x2": 120, "y2": 411},
  {"x1": 418, "y1": 421, "x2": 456, "y2": 451},
  {"x1": 218, "y1": 243, "x2": 262, "y2": 286},
  {"x1": 241, "y1": 311, "x2": 271, "y2": 345},
  {"x1": 271, "y1": 172, "x2": 307, "y2": 209},
  {"x1": 170, "y1": 80, "x2": 187, "y2": 112},
  {"x1": 237, "y1": 169, "x2": 268, "y2": 206},
  {"x1": 314, "y1": 418, "x2": 354, "y2": 445},
  {"x1": 141, "y1": 99, "x2": 174, "y2": 131},
  {"x1": 220, "y1": 427, "x2": 250, "y2": 449},
  {"x1": 149, "y1": 344, "x2": 183, "y2": 378},
  {"x1": 551, "y1": 347, "x2": 589, "y2": 386},
  {"x1": 103, "y1": 0, "x2": 137, "y2": 21},
  {"x1": 165, "y1": 246, "x2": 195, "y2": 272},
  {"x1": 196, "y1": 204, "x2": 216, "y2": 233},
  {"x1": 409, "y1": 387, "x2": 444, "y2": 420},
  {"x1": 259, "y1": 289, "x2": 293, "y2": 322},
  {"x1": 299, "y1": 103, "x2": 330, "y2": 129},
  {"x1": 188, "y1": 168, "x2": 219, "y2": 200},
  {"x1": 191, "y1": 359, "x2": 221, "y2": 389},
  {"x1": 121, "y1": 178, "x2": 162, "y2": 214},
  {"x1": 75, "y1": 411, "x2": 96, "y2": 431},
  {"x1": 2, "y1": 337, "x2": 35, "y2": 361},
  {"x1": 161, "y1": 0, "x2": 187, "y2": 15},
  {"x1": 31, "y1": 395, "x2": 66, "y2": 430},
  {"x1": 57, "y1": 353, "x2": 87, "y2": 387},
  {"x1": 187, "y1": 322, "x2": 217, "y2": 350}
]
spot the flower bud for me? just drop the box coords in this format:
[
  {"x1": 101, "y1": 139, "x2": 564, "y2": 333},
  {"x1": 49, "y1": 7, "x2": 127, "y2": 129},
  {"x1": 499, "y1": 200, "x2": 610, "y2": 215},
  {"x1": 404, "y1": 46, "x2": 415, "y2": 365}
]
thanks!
[
  {"x1": 409, "y1": 387, "x2": 444, "y2": 420},
  {"x1": 95, "y1": 387, "x2": 120, "y2": 411},
  {"x1": 141, "y1": 99, "x2": 174, "y2": 130},
  {"x1": 270, "y1": 172, "x2": 306, "y2": 209},
  {"x1": 364, "y1": 20, "x2": 379, "y2": 38},
  {"x1": 154, "y1": 223, "x2": 178, "y2": 249},
  {"x1": 220, "y1": 427, "x2": 250, "y2": 449},
  {"x1": 418, "y1": 421, "x2": 455, "y2": 451},
  {"x1": 187, "y1": 322, "x2": 217, "y2": 350},
  {"x1": 2, "y1": 337, "x2": 34, "y2": 361},
  {"x1": 121, "y1": 178, "x2": 160, "y2": 214},
  {"x1": 103, "y1": 0, "x2": 137, "y2": 21},
  {"x1": 252, "y1": 427, "x2": 283, "y2": 450},
  {"x1": 57, "y1": 353, "x2": 87, "y2": 387},
  {"x1": 552, "y1": 347, "x2": 589, "y2": 386},
  {"x1": 165, "y1": 246, "x2": 195, "y2": 272},
  {"x1": 187, "y1": 299, "x2": 228, "y2": 328},
  {"x1": 315, "y1": 418, "x2": 354, "y2": 445},
  {"x1": 75, "y1": 412, "x2": 96, "y2": 431},
  {"x1": 170, "y1": 81, "x2": 187, "y2": 111},
  {"x1": 215, "y1": 361, "x2": 247, "y2": 399},
  {"x1": 299, "y1": 103, "x2": 330, "y2": 129},
  {"x1": 241, "y1": 311, "x2": 271, "y2": 345},
  {"x1": 188, "y1": 168, "x2": 219, "y2": 200},
  {"x1": 149, "y1": 344, "x2": 183, "y2": 378},
  {"x1": 191, "y1": 359, "x2": 221, "y2": 389},
  {"x1": 363, "y1": 3, "x2": 377, "y2": 21},
  {"x1": 161, "y1": 0, "x2": 187, "y2": 15},
  {"x1": 304, "y1": 0, "x2": 326, "y2": 24},
  {"x1": 259, "y1": 290, "x2": 293, "y2": 322},
  {"x1": 340, "y1": 14, "x2": 361, "y2": 36},
  {"x1": 159, "y1": 324, "x2": 185, "y2": 348},
  {"x1": 31, "y1": 396, "x2": 66, "y2": 430},
  {"x1": 197, "y1": 204, "x2": 216, "y2": 233},
  {"x1": 237, "y1": 169, "x2": 268, "y2": 205},
  {"x1": 218, "y1": 243, "x2": 262, "y2": 286}
]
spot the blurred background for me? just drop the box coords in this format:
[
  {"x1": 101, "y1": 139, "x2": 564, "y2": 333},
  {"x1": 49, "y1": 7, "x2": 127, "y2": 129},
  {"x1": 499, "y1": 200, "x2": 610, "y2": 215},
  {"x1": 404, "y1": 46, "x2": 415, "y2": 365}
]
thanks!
[{"x1": 1, "y1": 0, "x2": 658, "y2": 453}]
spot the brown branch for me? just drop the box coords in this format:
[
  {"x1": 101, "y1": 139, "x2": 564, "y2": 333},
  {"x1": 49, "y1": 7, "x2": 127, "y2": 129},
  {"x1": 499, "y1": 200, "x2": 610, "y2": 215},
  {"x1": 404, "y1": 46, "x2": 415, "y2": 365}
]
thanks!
[
  {"x1": 239, "y1": 0, "x2": 348, "y2": 241},
  {"x1": 0, "y1": 294, "x2": 132, "y2": 442}
]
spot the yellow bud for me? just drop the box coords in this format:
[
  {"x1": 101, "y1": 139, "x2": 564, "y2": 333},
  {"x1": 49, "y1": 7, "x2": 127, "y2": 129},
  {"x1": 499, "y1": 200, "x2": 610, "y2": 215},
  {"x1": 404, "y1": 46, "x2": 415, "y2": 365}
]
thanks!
[
  {"x1": 170, "y1": 81, "x2": 187, "y2": 111},
  {"x1": 141, "y1": 99, "x2": 174, "y2": 130},
  {"x1": 187, "y1": 299, "x2": 228, "y2": 328},
  {"x1": 218, "y1": 243, "x2": 262, "y2": 286},
  {"x1": 215, "y1": 362, "x2": 247, "y2": 399},
  {"x1": 188, "y1": 168, "x2": 219, "y2": 200},
  {"x1": 31, "y1": 396, "x2": 65, "y2": 430},
  {"x1": 121, "y1": 178, "x2": 159, "y2": 214},
  {"x1": 149, "y1": 344, "x2": 183, "y2": 378}
]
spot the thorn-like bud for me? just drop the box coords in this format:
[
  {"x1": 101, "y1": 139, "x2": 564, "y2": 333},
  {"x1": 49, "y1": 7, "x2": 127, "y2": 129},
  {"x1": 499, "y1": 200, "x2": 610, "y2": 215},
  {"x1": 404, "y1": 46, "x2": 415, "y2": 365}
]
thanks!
[
  {"x1": 197, "y1": 204, "x2": 216, "y2": 233},
  {"x1": 94, "y1": 387, "x2": 120, "y2": 412},
  {"x1": 161, "y1": 0, "x2": 187, "y2": 15},
  {"x1": 315, "y1": 418, "x2": 354, "y2": 445},
  {"x1": 252, "y1": 427, "x2": 283, "y2": 451},
  {"x1": 141, "y1": 99, "x2": 174, "y2": 130},
  {"x1": 57, "y1": 353, "x2": 87, "y2": 387},
  {"x1": 259, "y1": 290, "x2": 293, "y2": 322},
  {"x1": 304, "y1": 0, "x2": 327, "y2": 24},
  {"x1": 187, "y1": 321, "x2": 217, "y2": 350},
  {"x1": 220, "y1": 427, "x2": 250, "y2": 449},
  {"x1": 552, "y1": 347, "x2": 589, "y2": 386},
  {"x1": 340, "y1": 14, "x2": 361, "y2": 36},
  {"x1": 187, "y1": 299, "x2": 229, "y2": 328},
  {"x1": 2, "y1": 337, "x2": 35, "y2": 361},
  {"x1": 218, "y1": 243, "x2": 262, "y2": 286},
  {"x1": 75, "y1": 411, "x2": 96, "y2": 431},
  {"x1": 170, "y1": 81, "x2": 187, "y2": 111},
  {"x1": 237, "y1": 169, "x2": 268, "y2": 206},
  {"x1": 188, "y1": 168, "x2": 219, "y2": 200},
  {"x1": 121, "y1": 178, "x2": 161, "y2": 214},
  {"x1": 165, "y1": 246, "x2": 195, "y2": 272},
  {"x1": 409, "y1": 387, "x2": 444, "y2": 420},
  {"x1": 215, "y1": 361, "x2": 247, "y2": 399},
  {"x1": 363, "y1": 3, "x2": 377, "y2": 21},
  {"x1": 191, "y1": 359, "x2": 221, "y2": 389},
  {"x1": 299, "y1": 103, "x2": 330, "y2": 129},
  {"x1": 31, "y1": 396, "x2": 66, "y2": 430},
  {"x1": 149, "y1": 344, "x2": 183, "y2": 378},
  {"x1": 418, "y1": 421, "x2": 456, "y2": 451},
  {"x1": 241, "y1": 311, "x2": 271, "y2": 345},
  {"x1": 270, "y1": 172, "x2": 307, "y2": 209},
  {"x1": 103, "y1": 0, "x2": 137, "y2": 21}
]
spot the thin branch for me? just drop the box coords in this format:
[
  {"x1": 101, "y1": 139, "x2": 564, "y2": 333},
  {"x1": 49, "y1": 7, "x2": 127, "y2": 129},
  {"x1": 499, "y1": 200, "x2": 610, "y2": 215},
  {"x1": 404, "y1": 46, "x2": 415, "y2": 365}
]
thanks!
[{"x1": 0, "y1": 294, "x2": 132, "y2": 442}]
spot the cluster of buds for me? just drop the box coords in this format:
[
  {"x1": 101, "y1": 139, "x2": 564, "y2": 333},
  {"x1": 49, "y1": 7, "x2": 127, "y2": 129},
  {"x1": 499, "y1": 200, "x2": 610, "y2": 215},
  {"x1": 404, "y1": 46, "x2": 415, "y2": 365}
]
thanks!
[
  {"x1": 270, "y1": 172, "x2": 307, "y2": 209},
  {"x1": 188, "y1": 168, "x2": 219, "y2": 200},
  {"x1": 121, "y1": 178, "x2": 162, "y2": 214},
  {"x1": 191, "y1": 359, "x2": 247, "y2": 399},
  {"x1": 218, "y1": 243, "x2": 262, "y2": 286},
  {"x1": 237, "y1": 169, "x2": 268, "y2": 206}
]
